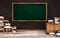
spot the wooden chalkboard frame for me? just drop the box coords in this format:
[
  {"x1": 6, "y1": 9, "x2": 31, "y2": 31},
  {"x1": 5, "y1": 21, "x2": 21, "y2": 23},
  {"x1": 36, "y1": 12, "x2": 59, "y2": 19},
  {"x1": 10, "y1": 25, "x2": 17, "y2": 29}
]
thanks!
[{"x1": 12, "y1": 2, "x2": 48, "y2": 22}]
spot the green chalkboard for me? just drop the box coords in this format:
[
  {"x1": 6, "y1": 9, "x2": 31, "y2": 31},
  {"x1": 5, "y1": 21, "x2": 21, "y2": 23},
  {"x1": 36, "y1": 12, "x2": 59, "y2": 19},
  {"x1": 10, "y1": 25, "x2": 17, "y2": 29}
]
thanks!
[{"x1": 12, "y1": 2, "x2": 47, "y2": 22}]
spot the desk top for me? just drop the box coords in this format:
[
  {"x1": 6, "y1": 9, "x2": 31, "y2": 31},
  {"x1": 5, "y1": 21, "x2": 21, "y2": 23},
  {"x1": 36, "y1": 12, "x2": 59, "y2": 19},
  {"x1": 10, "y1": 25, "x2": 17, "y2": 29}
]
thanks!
[{"x1": 3, "y1": 20, "x2": 9, "y2": 22}]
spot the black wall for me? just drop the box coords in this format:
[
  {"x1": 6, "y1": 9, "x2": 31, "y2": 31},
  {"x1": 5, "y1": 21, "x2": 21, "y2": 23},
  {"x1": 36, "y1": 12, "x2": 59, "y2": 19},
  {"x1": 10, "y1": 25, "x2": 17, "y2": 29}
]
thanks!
[{"x1": 0, "y1": 0, "x2": 60, "y2": 29}]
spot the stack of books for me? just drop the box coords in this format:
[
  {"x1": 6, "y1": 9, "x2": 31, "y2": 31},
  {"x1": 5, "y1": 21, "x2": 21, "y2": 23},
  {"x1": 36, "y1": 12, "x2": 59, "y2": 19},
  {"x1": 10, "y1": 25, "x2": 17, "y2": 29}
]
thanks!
[
  {"x1": 0, "y1": 16, "x2": 17, "y2": 33},
  {"x1": 0, "y1": 16, "x2": 4, "y2": 32}
]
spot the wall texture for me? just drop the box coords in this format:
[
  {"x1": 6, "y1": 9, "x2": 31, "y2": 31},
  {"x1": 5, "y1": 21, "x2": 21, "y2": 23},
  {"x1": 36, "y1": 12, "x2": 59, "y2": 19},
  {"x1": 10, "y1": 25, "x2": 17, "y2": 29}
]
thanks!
[{"x1": 0, "y1": 0, "x2": 60, "y2": 29}]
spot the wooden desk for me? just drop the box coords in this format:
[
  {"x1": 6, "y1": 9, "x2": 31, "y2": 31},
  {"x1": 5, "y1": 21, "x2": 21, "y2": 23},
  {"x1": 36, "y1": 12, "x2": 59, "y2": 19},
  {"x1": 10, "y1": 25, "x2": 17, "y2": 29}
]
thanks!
[{"x1": 46, "y1": 23, "x2": 60, "y2": 33}]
